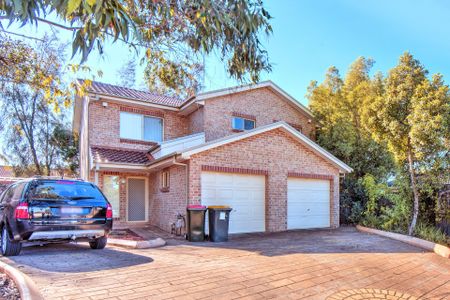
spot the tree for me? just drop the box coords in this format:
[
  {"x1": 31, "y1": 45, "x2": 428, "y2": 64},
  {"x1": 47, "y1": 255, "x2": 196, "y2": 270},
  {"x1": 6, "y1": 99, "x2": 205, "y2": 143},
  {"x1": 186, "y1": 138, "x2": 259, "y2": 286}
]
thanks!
[
  {"x1": 363, "y1": 52, "x2": 450, "y2": 235},
  {"x1": 1, "y1": 0, "x2": 272, "y2": 94},
  {"x1": 51, "y1": 125, "x2": 79, "y2": 176},
  {"x1": 307, "y1": 57, "x2": 394, "y2": 224},
  {"x1": 0, "y1": 36, "x2": 76, "y2": 176},
  {"x1": 116, "y1": 58, "x2": 137, "y2": 89},
  {"x1": 0, "y1": 35, "x2": 71, "y2": 110}
]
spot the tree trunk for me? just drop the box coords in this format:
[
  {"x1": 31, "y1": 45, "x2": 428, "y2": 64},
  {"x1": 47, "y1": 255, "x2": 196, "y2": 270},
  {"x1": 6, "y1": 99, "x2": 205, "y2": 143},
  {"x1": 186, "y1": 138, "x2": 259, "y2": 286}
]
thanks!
[{"x1": 407, "y1": 150, "x2": 419, "y2": 235}]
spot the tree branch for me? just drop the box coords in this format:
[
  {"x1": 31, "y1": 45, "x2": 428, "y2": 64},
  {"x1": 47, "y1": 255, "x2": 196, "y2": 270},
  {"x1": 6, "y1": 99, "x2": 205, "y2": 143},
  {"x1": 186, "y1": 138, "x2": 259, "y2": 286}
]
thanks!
[
  {"x1": 35, "y1": 17, "x2": 83, "y2": 31},
  {"x1": 0, "y1": 30, "x2": 45, "y2": 42}
]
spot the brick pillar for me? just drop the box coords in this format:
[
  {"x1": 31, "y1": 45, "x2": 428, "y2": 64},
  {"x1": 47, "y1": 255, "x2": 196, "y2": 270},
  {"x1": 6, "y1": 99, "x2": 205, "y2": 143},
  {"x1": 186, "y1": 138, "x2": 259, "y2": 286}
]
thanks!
[
  {"x1": 188, "y1": 159, "x2": 201, "y2": 205},
  {"x1": 331, "y1": 175, "x2": 340, "y2": 228},
  {"x1": 266, "y1": 171, "x2": 287, "y2": 232}
]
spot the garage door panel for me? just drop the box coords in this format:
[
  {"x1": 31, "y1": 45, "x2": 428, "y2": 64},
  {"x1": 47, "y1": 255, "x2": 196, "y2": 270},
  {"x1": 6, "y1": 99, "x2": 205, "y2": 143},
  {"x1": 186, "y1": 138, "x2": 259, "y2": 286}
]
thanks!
[
  {"x1": 201, "y1": 172, "x2": 265, "y2": 234},
  {"x1": 288, "y1": 206, "x2": 328, "y2": 217},
  {"x1": 289, "y1": 216, "x2": 329, "y2": 229},
  {"x1": 288, "y1": 178, "x2": 330, "y2": 229}
]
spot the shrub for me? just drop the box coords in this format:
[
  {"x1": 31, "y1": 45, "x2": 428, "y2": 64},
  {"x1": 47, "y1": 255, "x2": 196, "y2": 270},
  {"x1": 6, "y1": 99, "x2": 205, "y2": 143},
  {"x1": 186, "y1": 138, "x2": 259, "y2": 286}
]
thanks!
[
  {"x1": 359, "y1": 174, "x2": 411, "y2": 232},
  {"x1": 340, "y1": 177, "x2": 367, "y2": 224},
  {"x1": 414, "y1": 223, "x2": 448, "y2": 245}
]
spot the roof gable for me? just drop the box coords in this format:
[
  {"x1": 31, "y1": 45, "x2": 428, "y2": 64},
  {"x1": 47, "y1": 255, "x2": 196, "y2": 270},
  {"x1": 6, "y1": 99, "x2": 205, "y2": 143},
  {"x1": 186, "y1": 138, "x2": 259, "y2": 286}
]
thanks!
[
  {"x1": 193, "y1": 81, "x2": 314, "y2": 119},
  {"x1": 180, "y1": 122, "x2": 352, "y2": 173}
]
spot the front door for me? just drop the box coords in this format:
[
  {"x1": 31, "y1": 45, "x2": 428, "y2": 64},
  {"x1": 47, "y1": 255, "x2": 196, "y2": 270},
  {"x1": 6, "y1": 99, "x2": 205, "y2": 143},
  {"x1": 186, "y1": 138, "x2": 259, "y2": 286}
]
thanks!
[{"x1": 127, "y1": 178, "x2": 147, "y2": 222}]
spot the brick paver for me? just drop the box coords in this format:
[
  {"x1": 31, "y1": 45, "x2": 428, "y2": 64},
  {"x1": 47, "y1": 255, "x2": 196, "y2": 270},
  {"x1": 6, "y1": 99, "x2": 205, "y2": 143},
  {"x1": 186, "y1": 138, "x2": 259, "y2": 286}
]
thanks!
[{"x1": 1, "y1": 227, "x2": 449, "y2": 300}]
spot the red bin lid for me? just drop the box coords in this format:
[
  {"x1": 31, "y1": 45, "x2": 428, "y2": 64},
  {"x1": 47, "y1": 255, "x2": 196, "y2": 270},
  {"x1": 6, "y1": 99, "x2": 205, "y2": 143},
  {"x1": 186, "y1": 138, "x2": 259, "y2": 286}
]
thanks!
[{"x1": 187, "y1": 205, "x2": 206, "y2": 209}]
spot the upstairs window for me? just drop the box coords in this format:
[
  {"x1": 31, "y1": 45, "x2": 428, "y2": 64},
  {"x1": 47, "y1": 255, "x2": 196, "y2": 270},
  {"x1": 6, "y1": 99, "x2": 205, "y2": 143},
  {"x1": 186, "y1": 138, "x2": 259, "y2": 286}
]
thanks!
[
  {"x1": 120, "y1": 112, "x2": 163, "y2": 142},
  {"x1": 232, "y1": 117, "x2": 255, "y2": 131}
]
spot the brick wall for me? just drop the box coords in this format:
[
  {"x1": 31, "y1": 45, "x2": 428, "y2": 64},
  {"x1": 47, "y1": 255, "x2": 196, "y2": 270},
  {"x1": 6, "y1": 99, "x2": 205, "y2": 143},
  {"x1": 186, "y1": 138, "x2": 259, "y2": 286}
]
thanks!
[
  {"x1": 89, "y1": 101, "x2": 189, "y2": 151},
  {"x1": 203, "y1": 87, "x2": 316, "y2": 142},
  {"x1": 149, "y1": 165, "x2": 187, "y2": 232},
  {"x1": 187, "y1": 128, "x2": 340, "y2": 231},
  {"x1": 187, "y1": 107, "x2": 204, "y2": 134}
]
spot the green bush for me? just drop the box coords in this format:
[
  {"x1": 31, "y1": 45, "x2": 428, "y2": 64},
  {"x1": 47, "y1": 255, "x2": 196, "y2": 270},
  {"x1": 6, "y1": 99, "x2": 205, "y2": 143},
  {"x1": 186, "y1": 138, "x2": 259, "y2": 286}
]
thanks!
[
  {"x1": 414, "y1": 223, "x2": 448, "y2": 245},
  {"x1": 359, "y1": 174, "x2": 411, "y2": 232},
  {"x1": 340, "y1": 177, "x2": 367, "y2": 224}
]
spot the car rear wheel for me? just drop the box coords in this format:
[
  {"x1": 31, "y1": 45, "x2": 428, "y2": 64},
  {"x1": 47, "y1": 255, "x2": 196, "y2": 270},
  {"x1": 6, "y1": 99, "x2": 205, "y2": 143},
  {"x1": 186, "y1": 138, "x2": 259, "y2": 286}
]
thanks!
[
  {"x1": 1, "y1": 226, "x2": 21, "y2": 256},
  {"x1": 89, "y1": 236, "x2": 107, "y2": 249}
]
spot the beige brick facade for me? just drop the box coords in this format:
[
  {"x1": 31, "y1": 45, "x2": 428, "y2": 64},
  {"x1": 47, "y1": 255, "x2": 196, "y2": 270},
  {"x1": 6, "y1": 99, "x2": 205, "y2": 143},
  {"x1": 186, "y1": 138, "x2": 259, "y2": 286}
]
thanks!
[
  {"x1": 83, "y1": 84, "x2": 345, "y2": 233},
  {"x1": 149, "y1": 165, "x2": 188, "y2": 232},
  {"x1": 202, "y1": 87, "x2": 316, "y2": 142},
  {"x1": 187, "y1": 129, "x2": 340, "y2": 230},
  {"x1": 89, "y1": 100, "x2": 189, "y2": 151}
]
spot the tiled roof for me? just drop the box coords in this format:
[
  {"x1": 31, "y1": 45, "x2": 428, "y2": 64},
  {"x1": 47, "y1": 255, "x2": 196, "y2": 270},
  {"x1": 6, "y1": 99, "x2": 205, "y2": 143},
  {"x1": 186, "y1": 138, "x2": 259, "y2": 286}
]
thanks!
[
  {"x1": 80, "y1": 80, "x2": 185, "y2": 108},
  {"x1": 91, "y1": 146, "x2": 153, "y2": 165},
  {"x1": 0, "y1": 166, "x2": 13, "y2": 177}
]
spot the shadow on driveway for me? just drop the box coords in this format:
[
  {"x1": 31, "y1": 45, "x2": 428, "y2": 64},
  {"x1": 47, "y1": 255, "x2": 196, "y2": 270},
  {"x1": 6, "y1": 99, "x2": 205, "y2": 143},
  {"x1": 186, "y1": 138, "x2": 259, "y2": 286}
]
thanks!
[
  {"x1": 4, "y1": 243, "x2": 153, "y2": 273},
  {"x1": 180, "y1": 227, "x2": 426, "y2": 257}
]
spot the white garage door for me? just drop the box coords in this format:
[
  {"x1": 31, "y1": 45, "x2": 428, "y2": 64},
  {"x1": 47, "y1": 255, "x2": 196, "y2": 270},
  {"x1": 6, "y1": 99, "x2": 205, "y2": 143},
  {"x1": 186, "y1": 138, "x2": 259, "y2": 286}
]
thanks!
[
  {"x1": 201, "y1": 172, "x2": 265, "y2": 234},
  {"x1": 287, "y1": 178, "x2": 330, "y2": 229}
]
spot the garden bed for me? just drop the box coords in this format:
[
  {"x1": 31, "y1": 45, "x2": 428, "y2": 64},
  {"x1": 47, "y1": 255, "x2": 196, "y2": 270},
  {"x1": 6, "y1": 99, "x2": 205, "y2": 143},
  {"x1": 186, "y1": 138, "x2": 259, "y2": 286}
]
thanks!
[
  {"x1": 0, "y1": 273, "x2": 20, "y2": 300},
  {"x1": 109, "y1": 229, "x2": 145, "y2": 241},
  {"x1": 357, "y1": 225, "x2": 450, "y2": 258}
]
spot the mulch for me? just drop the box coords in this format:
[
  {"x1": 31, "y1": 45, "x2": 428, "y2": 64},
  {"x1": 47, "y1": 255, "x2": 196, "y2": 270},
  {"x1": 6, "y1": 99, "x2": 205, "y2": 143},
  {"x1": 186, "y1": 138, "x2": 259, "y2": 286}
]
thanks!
[
  {"x1": 109, "y1": 229, "x2": 145, "y2": 241},
  {"x1": 0, "y1": 273, "x2": 20, "y2": 300}
]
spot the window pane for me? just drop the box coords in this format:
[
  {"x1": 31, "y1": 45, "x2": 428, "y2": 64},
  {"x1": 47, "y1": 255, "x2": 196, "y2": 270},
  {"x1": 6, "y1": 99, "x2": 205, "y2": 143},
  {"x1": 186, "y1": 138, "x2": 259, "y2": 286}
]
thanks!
[
  {"x1": 120, "y1": 112, "x2": 142, "y2": 140},
  {"x1": 144, "y1": 117, "x2": 163, "y2": 142},
  {"x1": 232, "y1": 117, "x2": 244, "y2": 130},
  {"x1": 244, "y1": 119, "x2": 255, "y2": 130},
  {"x1": 30, "y1": 181, "x2": 106, "y2": 201},
  {"x1": 103, "y1": 176, "x2": 120, "y2": 217},
  {"x1": 12, "y1": 183, "x2": 26, "y2": 200}
]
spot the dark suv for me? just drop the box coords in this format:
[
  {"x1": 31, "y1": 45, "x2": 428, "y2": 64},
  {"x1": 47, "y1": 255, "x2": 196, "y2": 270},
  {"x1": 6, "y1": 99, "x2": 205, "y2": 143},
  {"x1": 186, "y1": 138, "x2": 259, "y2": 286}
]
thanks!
[{"x1": 0, "y1": 178, "x2": 113, "y2": 256}]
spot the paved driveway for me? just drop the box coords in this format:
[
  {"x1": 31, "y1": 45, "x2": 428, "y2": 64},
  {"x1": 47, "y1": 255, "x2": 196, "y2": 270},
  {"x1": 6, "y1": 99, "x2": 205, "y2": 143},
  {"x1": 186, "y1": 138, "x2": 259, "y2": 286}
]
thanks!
[{"x1": 1, "y1": 227, "x2": 449, "y2": 300}]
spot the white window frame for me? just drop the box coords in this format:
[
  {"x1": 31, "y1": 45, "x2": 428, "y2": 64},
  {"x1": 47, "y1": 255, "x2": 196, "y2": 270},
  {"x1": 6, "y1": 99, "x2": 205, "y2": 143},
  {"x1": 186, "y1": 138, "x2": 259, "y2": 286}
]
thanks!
[
  {"x1": 120, "y1": 112, "x2": 164, "y2": 143},
  {"x1": 161, "y1": 170, "x2": 170, "y2": 189},
  {"x1": 231, "y1": 116, "x2": 256, "y2": 131},
  {"x1": 103, "y1": 175, "x2": 120, "y2": 218}
]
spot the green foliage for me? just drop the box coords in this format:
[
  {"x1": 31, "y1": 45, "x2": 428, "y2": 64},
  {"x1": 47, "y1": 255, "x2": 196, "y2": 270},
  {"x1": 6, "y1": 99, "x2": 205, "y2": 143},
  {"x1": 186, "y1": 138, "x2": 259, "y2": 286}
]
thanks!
[
  {"x1": 308, "y1": 57, "x2": 394, "y2": 180},
  {"x1": 310, "y1": 54, "x2": 450, "y2": 238},
  {"x1": 307, "y1": 57, "x2": 394, "y2": 224},
  {"x1": 362, "y1": 52, "x2": 450, "y2": 234},
  {"x1": 0, "y1": 35, "x2": 78, "y2": 176},
  {"x1": 0, "y1": 36, "x2": 71, "y2": 111},
  {"x1": 414, "y1": 223, "x2": 448, "y2": 245},
  {"x1": 1, "y1": 0, "x2": 134, "y2": 62},
  {"x1": 1, "y1": 0, "x2": 272, "y2": 95},
  {"x1": 360, "y1": 174, "x2": 411, "y2": 232},
  {"x1": 51, "y1": 125, "x2": 79, "y2": 176},
  {"x1": 339, "y1": 177, "x2": 366, "y2": 224}
]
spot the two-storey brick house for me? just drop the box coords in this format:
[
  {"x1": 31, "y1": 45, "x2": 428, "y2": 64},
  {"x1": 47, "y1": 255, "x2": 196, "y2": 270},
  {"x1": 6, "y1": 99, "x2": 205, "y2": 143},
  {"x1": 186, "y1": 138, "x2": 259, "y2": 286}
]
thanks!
[{"x1": 73, "y1": 80, "x2": 352, "y2": 233}]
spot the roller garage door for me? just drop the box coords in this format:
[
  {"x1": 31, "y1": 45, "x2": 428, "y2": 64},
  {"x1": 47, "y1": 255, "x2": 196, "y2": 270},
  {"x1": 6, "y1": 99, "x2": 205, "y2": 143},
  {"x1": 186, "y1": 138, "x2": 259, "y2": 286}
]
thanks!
[
  {"x1": 201, "y1": 172, "x2": 265, "y2": 234},
  {"x1": 287, "y1": 178, "x2": 330, "y2": 229}
]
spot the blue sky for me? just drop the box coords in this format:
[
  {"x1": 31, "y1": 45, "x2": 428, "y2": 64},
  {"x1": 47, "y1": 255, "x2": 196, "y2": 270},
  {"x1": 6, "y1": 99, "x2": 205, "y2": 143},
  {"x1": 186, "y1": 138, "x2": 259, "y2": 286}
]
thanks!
[{"x1": 4, "y1": 0, "x2": 450, "y2": 106}]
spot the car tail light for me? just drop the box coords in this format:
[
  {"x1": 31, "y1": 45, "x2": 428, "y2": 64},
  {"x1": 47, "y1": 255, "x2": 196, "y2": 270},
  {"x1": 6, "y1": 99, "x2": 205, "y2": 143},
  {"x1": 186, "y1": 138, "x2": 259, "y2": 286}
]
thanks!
[
  {"x1": 106, "y1": 203, "x2": 113, "y2": 219},
  {"x1": 15, "y1": 202, "x2": 29, "y2": 219}
]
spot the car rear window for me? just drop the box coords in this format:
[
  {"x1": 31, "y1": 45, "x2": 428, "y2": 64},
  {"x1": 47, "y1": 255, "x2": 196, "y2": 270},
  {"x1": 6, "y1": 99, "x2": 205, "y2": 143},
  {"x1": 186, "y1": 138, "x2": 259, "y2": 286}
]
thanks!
[{"x1": 30, "y1": 181, "x2": 106, "y2": 201}]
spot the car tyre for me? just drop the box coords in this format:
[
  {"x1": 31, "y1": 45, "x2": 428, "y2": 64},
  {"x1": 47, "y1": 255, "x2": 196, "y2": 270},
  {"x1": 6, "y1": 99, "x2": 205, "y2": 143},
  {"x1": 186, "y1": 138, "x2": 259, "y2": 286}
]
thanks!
[
  {"x1": 89, "y1": 236, "x2": 107, "y2": 249},
  {"x1": 1, "y1": 226, "x2": 21, "y2": 256}
]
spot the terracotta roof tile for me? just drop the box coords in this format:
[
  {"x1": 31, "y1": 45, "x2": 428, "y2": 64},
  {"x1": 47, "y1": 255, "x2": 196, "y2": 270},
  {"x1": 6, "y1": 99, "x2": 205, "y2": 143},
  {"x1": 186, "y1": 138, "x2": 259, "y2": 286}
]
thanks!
[
  {"x1": 80, "y1": 80, "x2": 185, "y2": 107},
  {"x1": 0, "y1": 166, "x2": 13, "y2": 177},
  {"x1": 91, "y1": 146, "x2": 153, "y2": 165}
]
